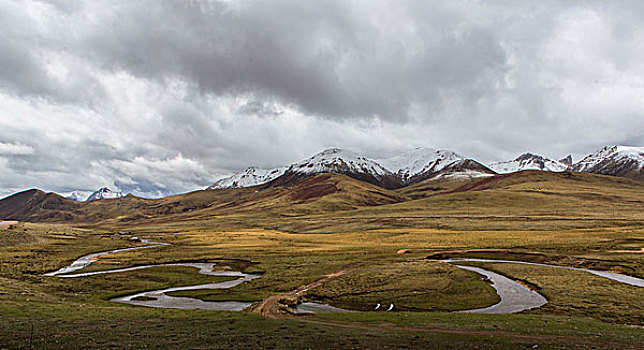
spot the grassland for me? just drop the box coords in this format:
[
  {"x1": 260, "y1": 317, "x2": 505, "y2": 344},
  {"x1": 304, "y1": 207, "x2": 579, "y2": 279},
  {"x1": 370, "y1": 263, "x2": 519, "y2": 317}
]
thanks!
[{"x1": 1, "y1": 171, "x2": 643, "y2": 349}]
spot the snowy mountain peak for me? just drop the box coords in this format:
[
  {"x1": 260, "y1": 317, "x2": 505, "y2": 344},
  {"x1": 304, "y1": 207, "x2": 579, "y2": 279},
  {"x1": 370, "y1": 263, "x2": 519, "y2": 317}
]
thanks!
[
  {"x1": 208, "y1": 166, "x2": 288, "y2": 189},
  {"x1": 559, "y1": 155, "x2": 573, "y2": 167},
  {"x1": 489, "y1": 153, "x2": 569, "y2": 174},
  {"x1": 576, "y1": 146, "x2": 644, "y2": 167},
  {"x1": 572, "y1": 145, "x2": 644, "y2": 177},
  {"x1": 86, "y1": 187, "x2": 125, "y2": 201},
  {"x1": 62, "y1": 190, "x2": 94, "y2": 202},
  {"x1": 613, "y1": 145, "x2": 644, "y2": 160},
  {"x1": 377, "y1": 147, "x2": 466, "y2": 182},
  {"x1": 316, "y1": 147, "x2": 346, "y2": 156},
  {"x1": 288, "y1": 148, "x2": 392, "y2": 176},
  {"x1": 514, "y1": 152, "x2": 543, "y2": 162}
]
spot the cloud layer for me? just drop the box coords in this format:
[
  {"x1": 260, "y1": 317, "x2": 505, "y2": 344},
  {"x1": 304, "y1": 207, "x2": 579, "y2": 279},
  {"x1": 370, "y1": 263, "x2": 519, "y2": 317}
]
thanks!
[{"x1": 1, "y1": 0, "x2": 643, "y2": 198}]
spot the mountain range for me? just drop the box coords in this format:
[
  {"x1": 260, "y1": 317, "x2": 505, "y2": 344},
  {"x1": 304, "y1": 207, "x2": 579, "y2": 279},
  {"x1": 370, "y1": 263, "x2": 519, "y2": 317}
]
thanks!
[
  {"x1": 63, "y1": 187, "x2": 124, "y2": 202},
  {"x1": 207, "y1": 145, "x2": 644, "y2": 190},
  {"x1": 488, "y1": 153, "x2": 570, "y2": 174},
  {"x1": 0, "y1": 144, "x2": 642, "y2": 224},
  {"x1": 209, "y1": 147, "x2": 495, "y2": 190},
  {"x1": 3, "y1": 145, "x2": 642, "y2": 207}
]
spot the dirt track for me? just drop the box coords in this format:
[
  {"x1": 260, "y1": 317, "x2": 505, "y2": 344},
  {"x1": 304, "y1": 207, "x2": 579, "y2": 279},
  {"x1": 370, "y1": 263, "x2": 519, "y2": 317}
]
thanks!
[
  {"x1": 246, "y1": 262, "x2": 361, "y2": 317},
  {"x1": 0, "y1": 220, "x2": 18, "y2": 229}
]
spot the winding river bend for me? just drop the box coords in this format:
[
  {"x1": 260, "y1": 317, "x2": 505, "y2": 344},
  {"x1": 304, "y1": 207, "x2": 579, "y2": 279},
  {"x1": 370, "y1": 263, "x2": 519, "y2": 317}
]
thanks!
[
  {"x1": 449, "y1": 264, "x2": 547, "y2": 314},
  {"x1": 112, "y1": 263, "x2": 261, "y2": 311},
  {"x1": 45, "y1": 242, "x2": 342, "y2": 313},
  {"x1": 444, "y1": 258, "x2": 644, "y2": 288},
  {"x1": 443, "y1": 258, "x2": 644, "y2": 314},
  {"x1": 45, "y1": 243, "x2": 643, "y2": 314},
  {"x1": 44, "y1": 240, "x2": 169, "y2": 277}
]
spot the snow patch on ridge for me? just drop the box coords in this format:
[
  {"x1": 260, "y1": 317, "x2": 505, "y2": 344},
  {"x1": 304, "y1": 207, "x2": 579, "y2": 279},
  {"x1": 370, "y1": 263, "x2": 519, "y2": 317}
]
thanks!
[
  {"x1": 208, "y1": 166, "x2": 288, "y2": 189},
  {"x1": 86, "y1": 187, "x2": 124, "y2": 201},
  {"x1": 573, "y1": 145, "x2": 644, "y2": 172},
  {"x1": 431, "y1": 170, "x2": 495, "y2": 180},
  {"x1": 377, "y1": 147, "x2": 464, "y2": 180},
  {"x1": 62, "y1": 190, "x2": 95, "y2": 202},
  {"x1": 489, "y1": 153, "x2": 568, "y2": 174},
  {"x1": 288, "y1": 148, "x2": 392, "y2": 176}
]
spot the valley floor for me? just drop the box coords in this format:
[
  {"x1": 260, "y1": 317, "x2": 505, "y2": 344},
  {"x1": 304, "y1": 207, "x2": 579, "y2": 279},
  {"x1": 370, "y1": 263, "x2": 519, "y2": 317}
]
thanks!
[{"x1": 1, "y1": 219, "x2": 643, "y2": 350}]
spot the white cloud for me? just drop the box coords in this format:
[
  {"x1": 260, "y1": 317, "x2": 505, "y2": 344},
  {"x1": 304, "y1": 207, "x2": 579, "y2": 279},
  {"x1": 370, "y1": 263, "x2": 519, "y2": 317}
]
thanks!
[{"x1": 0, "y1": 142, "x2": 35, "y2": 155}]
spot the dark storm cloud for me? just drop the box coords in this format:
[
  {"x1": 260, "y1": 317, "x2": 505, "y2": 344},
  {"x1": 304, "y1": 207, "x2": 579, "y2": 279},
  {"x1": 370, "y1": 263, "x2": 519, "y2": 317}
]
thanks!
[
  {"x1": 30, "y1": 0, "x2": 511, "y2": 121},
  {"x1": 1, "y1": 0, "x2": 643, "y2": 197}
]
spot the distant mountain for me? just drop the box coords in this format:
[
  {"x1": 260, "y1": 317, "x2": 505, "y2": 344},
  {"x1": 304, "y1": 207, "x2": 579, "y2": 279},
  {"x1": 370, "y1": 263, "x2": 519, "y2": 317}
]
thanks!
[
  {"x1": 572, "y1": 145, "x2": 644, "y2": 181},
  {"x1": 62, "y1": 190, "x2": 94, "y2": 202},
  {"x1": 0, "y1": 189, "x2": 78, "y2": 221},
  {"x1": 86, "y1": 187, "x2": 125, "y2": 201},
  {"x1": 207, "y1": 147, "x2": 495, "y2": 190},
  {"x1": 208, "y1": 166, "x2": 288, "y2": 189},
  {"x1": 3, "y1": 156, "x2": 643, "y2": 224},
  {"x1": 274, "y1": 148, "x2": 403, "y2": 189},
  {"x1": 378, "y1": 147, "x2": 494, "y2": 184},
  {"x1": 489, "y1": 153, "x2": 569, "y2": 174},
  {"x1": 204, "y1": 145, "x2": 644, "y2": 192},
  {"x1": 378, "y1": 148, "x2": 463, "y2": 181},
  {"x1": 429, "y1": 159, "x2": 497, "y2": 180},
  {"x1": 559, "y1": 155, "x2": 573, "y2": 167}
]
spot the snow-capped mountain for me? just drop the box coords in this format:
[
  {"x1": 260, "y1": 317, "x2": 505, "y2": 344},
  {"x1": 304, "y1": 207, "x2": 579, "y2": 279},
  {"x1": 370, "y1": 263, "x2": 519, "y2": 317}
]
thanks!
[
  {"x1": 288, "y1": 148, "x2": 390, "y2": 176},
  {"x1": 205, "y1": 145, "x2": 644, "y2": 192},
  {"x1": 378, "y1": 148, "x2": 463, "y2": 181},
  {"x1": 278, "y1": 148, "x2": 403, "y2": 189},
  {"x1": 86, "y1": 187, "x2": 125, "y2": 201},
  {"x1": 572, "y1": 145, "x2": 644, "y2": 180},
  {"x1": 559, "y1": 155, "x2": 573, "y2": 167},
  {"x1": 207, "y1": 147, "x2": 496, "y2": 190},
  {"x1": 378, "y1": 147, "x2": 494, "y2": 184},
  {"x1": 489, "y1": 153, "x2": 570, "y2": 174},
  {"x1": 63, "y1": 190, "x2": 94, "y2": 202},
  {"x1": 430, "y1": 159, "x2": 496, "y2": 180},
  {"x1": 208, "y1": 166, "x2": 288, "y2": 189}
]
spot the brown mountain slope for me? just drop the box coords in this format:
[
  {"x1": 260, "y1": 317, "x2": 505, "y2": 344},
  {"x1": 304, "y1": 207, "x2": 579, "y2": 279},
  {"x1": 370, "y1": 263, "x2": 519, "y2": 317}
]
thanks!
[
  {"x1": 269, "y1": 170, "x2": 644, "y2": 234},
  {"x1": 374, "y1": 170, "x2": 644, "y2": 218},
  {"x1": 144, "y1": 173, "x2": 408, "y2": 220},
  {"x1": 0, "y1": 189, "x2": 80, "y2": 221},
  {"x1": 3, "y1": 171, "x2": 642, "y2": 226},
  {"x1": 0, "y1": 174, "x2": 408, "y2": 223}
]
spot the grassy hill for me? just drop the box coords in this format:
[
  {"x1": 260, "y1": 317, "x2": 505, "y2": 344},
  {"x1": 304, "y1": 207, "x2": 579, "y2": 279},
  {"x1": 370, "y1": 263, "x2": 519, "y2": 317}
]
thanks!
[{"x1": 3, "y1": 171, "x2": 642, "y2": 227}]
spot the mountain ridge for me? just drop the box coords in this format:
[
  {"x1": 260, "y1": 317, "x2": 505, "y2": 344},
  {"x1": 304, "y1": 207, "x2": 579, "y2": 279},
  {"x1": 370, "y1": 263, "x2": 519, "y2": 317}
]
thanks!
[
  {"x1": 210, "y1": 147, "x2": 496, "y2": 190},
  {"x1": 571, "y1": 145, "x2": 644, "y2": 181},
  {"x1": 206, "y1": 145, "x2": 644, "y2": 191},
  {"x1": 489, "y1": 153, "x2": 570, "y2": 174}
]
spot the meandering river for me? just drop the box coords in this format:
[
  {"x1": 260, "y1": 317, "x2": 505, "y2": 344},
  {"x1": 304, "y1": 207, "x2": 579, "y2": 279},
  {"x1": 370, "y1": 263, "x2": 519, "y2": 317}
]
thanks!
[
  {"x1": 443, "y1": 258, "x2": 643, "y2": 314},
  {"x1": 45, "y1": 243, "x2": 643, "y2": 314},
  {"x1": 443, "y1": 258, "x2": 644, "y2": 288},
  {"x1": 45, "y1": 242, "x2": 343, "y2": 313}
]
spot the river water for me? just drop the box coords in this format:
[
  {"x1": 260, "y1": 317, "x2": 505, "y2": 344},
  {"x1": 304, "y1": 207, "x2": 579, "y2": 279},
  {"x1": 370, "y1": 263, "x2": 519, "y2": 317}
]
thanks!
[{"x1": 46, "y1": 244, "x2": 642, "y2": 314}]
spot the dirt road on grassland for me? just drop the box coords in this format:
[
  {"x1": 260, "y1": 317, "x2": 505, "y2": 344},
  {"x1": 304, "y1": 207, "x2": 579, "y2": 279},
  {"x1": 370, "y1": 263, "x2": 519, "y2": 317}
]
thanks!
[
  {"x1": 246, "y1": 262, "x2": 361, "y2": 317},
  {"x1": 0, "y1": 220, "x2": 18, "y2": 229}
]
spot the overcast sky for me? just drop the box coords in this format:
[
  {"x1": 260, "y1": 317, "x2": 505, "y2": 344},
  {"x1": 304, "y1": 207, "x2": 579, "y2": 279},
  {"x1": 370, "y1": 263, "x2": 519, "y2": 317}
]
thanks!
[{"x1": 1, "y1": 0, "x2": 644, "y2": 198}]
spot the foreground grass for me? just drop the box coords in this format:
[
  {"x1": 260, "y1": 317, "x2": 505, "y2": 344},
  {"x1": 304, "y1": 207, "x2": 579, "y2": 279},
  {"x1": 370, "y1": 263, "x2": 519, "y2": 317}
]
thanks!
[{"x1": 2, "y1": 305, "x2": 643, "y2": 350}]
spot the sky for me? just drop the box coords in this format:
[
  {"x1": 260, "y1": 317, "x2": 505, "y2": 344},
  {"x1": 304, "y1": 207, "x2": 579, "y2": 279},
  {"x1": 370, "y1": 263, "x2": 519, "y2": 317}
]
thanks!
[{"x1": 1, "y1": 0, "x2": 644, "y2": 198}]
